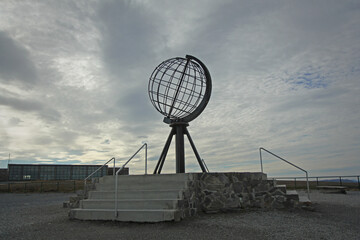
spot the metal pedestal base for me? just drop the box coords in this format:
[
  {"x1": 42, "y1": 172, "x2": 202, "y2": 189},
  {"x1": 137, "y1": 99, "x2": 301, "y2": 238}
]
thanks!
[{"x1": 153, "y1": 122, "x2": 207, "y2": 174}]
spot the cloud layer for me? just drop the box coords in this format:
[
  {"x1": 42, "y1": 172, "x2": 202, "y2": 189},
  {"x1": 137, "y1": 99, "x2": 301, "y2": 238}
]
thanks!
[{"x1": 0, "y1": 0, "x2": 359, "y2": 177}]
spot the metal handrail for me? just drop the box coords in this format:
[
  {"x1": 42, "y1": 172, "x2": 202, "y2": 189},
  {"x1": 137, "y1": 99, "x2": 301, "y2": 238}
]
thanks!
[
  {"x1": 271, "y1": 175, "x2": 360, "y2": 189},
  {"x1": 114, "y1": 143, "x2": 147, "y2": 217},
  {"x1": 259, "y1": 147, "x2": 310, "y2": 200},
  {"x1": 84, "y1": 157, "x2": 115, "y2": 193}
]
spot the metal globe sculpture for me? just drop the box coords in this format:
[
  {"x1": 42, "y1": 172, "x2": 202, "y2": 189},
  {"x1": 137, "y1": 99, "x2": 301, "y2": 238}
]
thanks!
[
  {"x1": 148, "y1": 55, "x2": 212, "y2": 124},
  {"x1": 148, "y1": 55, "x2": 212, "y2": 174}
]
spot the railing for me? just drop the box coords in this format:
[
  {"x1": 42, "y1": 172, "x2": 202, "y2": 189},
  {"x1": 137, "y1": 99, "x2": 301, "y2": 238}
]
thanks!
[
  {"x1": 272, "y1": 175, "x2": 360, "y2": 190},
  {"x1": 84, "y1": 157, "x2": 115, "y2": 193},
  {"x1": 114, "y1": 143, "x2": 147, "y2": 217},
  {"x1": 259, "y1": 147, "x2": 310, "y2": 200}
]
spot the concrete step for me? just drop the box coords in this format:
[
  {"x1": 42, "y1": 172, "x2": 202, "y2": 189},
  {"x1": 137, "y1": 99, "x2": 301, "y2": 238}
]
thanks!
[
  {"x1": 299, "y1": 195, "x2": 311, "y2": 204},
  {"x1": 69, "y1": 208, "x2": 181, "y2": 222},
  {"x1": 80, "y1": 199, "x2": 179, "y2": 210},
  {"x1": 88, "y1": 189, "x2": 182, "y2": 200},
  {"x1": 275, "y1": 184, "x2": 287, "y2": 193},
  {"x1": 99, "y1": 173, "x2": 192, "y2": 184},
  {"x1": 96, "y1": 180, "x2": 187, "y2": 191},
  {"x1": 286, "y1": 190, "x2": 300, "y2": 201}
]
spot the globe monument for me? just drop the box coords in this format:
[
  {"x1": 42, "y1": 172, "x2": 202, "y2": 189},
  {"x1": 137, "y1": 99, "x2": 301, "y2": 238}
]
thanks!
[{"x1": 148, "y1": 55, "x2": 212, "y2": 173}]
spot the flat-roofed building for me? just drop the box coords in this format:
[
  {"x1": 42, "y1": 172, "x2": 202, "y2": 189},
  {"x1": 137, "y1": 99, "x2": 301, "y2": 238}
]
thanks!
[{"x1": 7, "y1": 164, "x2": 128, "y2": 181}]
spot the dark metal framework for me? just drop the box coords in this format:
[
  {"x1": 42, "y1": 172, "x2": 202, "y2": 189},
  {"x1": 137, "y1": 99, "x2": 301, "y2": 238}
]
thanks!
[{"x1": 148, "y1": 55, "x2": 212, "y2": 173}]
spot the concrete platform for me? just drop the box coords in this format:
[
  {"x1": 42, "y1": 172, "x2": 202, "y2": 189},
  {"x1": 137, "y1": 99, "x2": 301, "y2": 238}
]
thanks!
[{"x1": 69, "y1": 172, "x2": 300, "y2": 222}]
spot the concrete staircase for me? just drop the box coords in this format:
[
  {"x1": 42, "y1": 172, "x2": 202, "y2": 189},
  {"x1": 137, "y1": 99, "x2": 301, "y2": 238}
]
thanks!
[{"x1": 69, "y1": 174, "x2": 191, "y2": 222}]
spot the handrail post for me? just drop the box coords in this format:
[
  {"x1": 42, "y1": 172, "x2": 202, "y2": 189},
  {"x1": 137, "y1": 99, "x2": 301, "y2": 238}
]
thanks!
[
  {"x1": 115, "y1": 143, "x2": 148, "y2": 218},
  {"x1": 145, "y1": 143, "x2": 148, "y2": 175},
  {"x1": 259, "y1": 148, "x2": 263, "y2": 173},
  {"x1": 83, "y1": 179, "x2": 86, "y2": 193},
  {"x1": 113, "y1": 158, "x2": 115, "y2": 176},
  {"x1": 115, "y1": 173, "x2": 118, "y2": 218},
  {"x1": 306, "y1": 172, "x2": 310, "y2": 200}
]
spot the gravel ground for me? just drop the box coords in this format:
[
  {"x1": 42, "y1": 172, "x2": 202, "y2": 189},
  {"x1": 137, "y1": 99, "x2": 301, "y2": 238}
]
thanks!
[{"x1": 0, "y1": 191, "x2": 359, "y2": 240}]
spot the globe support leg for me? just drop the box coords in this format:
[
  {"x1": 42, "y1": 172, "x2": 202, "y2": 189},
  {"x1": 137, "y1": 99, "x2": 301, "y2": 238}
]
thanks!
[
  {"x1": 153, "y1": 122, "x2": 207, "y2": 174},
  {"x1": 153, "y1": 128, "x2": 175, "y2": 174},
  {"x1": 184, "y1": 128, "x2": 207, "y2": 173},
  {"x1": 175, "y1": 124, "x2": 186, "y2": 173}
]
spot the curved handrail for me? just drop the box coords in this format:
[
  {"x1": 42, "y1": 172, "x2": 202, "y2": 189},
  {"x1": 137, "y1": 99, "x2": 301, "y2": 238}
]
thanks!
[
  {"x1": 84, "y1": 157, "x2": 115, "y2": 193},
  {"x1": 114, "y1": 143, "x2": 147, "y2": 217},
  {"x1": 259, "y1": 147, "x2": 310, "y2": 200}
]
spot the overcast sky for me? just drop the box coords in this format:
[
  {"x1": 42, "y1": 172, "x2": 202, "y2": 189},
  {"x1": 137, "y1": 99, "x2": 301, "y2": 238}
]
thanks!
[{"x1": 1, "y1": 0, "x2": 359, "y2": 177}]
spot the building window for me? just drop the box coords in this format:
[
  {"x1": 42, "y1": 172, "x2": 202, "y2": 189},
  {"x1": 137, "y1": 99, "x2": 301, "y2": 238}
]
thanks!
[
  {"x1": 56, "y1": 166, "x2": 71, "y2": 180},
  {"x1": 23, "y1": 175, "x2": 31, "y2": 180},
  {"x1": 40, "y1": 166, "x2": 55, "y2": 180},
  {"x1": 72, "y1": 166, "x2": 88, "y2": 180},
  {"x1": 9, "y1": 165, "x2": 22, "y2": 181},
  {"x1": 23, "y1": 165, "x2": 38, "y2": 180}
]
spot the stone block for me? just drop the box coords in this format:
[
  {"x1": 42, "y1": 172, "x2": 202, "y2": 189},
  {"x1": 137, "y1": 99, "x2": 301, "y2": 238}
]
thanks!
[
  {"x1": 233, "y1": 182, "x2": 245, "y2": 194},
  {"x1": 254, "y1": 182, "x2": 271, "y2": 192},
  {"x1": 204, "y1": 184, "x2": 225, "y2": 191}
]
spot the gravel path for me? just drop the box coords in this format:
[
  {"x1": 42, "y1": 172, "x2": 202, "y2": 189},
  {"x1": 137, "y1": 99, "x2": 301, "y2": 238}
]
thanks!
[{"x1": 0, "y1": 191, "x2": 359, "y2": 240}]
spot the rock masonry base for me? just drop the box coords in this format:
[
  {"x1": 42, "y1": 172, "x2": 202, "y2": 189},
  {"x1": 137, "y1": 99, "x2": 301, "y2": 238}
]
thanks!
[{"x1": 180, "y1": 172, "x2": 296, "y2": 218}]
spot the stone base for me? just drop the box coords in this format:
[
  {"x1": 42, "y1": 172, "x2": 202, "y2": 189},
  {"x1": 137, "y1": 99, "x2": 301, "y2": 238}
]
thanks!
[{"x1": 181, "y1": 172, "x2": 297, "y2": 216}]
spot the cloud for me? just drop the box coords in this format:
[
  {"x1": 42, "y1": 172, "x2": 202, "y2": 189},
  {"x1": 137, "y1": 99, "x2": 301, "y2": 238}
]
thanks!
[
  {"x1": 97, "y1": 0, "x2": 160, "y2": 76},
  {"x1": 0, "y1": 0, "x2": 359, "y2": 176},
  {"x1": 0, "y1": 31, "x2": 38, "y2": 86},
  {"x1": 0, "y1": 94, "x2": 61, "y2": 122},
  {"x1": 8, "y1": 117, "x2": 23, "y2": 126}
]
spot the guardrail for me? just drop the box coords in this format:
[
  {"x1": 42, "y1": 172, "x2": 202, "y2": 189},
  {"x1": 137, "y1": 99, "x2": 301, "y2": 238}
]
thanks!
[
  {"x1": 114, "y1": 143, "x2": 147, "y2": 217},
  {"x1": 259, "y1": 147, "x2": 310, "y2": 200},
  {"x1": 272, "y1": 175, "x2": 360, "y2": 190}
]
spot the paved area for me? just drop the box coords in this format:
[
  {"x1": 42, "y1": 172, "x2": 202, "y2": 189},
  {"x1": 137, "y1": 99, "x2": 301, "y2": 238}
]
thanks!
[{"x1": 0, "y1": 191, "x2": 359, "y2": 239}]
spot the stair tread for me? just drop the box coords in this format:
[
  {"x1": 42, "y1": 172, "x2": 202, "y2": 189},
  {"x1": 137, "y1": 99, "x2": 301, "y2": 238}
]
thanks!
[
  {"x1": 73, "y1": 208, "x2": 179, "y2": 212},
  {"x1": 286, "y1": 190, "x2": 298, "y2": 195},
  {"x1": 90, "y1": 189, "x2": 182, "y2": 193},
  {"x1": 83, "y1": 199, "x2": 179, "y2": 202},
  {"x1": 299, "y1": 195, "x2": 311, "y2": 203}
]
